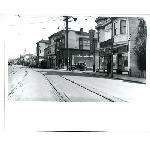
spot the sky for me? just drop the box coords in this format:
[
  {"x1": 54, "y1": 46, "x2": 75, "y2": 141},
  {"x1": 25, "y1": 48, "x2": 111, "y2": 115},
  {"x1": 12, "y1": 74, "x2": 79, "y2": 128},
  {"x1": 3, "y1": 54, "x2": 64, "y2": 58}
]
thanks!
[
  {"x1": 2, "y1": 14, "x2": 150, "y2": 62},
  {"x1": 3, "y1": 14, "x2": 100, "y2": 60}
]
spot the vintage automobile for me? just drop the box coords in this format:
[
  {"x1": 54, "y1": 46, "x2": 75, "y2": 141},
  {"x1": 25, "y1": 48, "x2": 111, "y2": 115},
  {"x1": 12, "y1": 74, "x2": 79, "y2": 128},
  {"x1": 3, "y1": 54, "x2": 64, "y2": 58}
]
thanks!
[
  {"x1": 8, "y1": 62, "x2": 12, "y2": 66},
  {"x1": 69, "y1": 62, "x2": 87, "y2": 71},
  {"x1": 29, "y1": 62, "x2": 36, "y2": 68}
]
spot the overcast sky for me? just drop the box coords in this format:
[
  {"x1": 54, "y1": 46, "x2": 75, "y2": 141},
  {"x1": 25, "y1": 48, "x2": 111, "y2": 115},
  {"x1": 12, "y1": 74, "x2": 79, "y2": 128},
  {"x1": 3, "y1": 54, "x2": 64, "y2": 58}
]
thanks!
[
  {"x1": 2, "y1": 14, "x2": 150, "y2": 61},
  {"x1": 4, "y1": 14, "x2": 99, "y2": 60}
]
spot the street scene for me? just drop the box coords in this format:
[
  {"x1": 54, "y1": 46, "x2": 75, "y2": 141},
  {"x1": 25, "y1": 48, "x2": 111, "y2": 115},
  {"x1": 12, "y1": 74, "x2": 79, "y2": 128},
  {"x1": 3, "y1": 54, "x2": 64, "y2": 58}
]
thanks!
[
  {"x1": 6, "y1": 15, "x2": 147, "y2": 102},
  {"x1": 8, "y1": 64, "x2": 146, "y2": 102}
]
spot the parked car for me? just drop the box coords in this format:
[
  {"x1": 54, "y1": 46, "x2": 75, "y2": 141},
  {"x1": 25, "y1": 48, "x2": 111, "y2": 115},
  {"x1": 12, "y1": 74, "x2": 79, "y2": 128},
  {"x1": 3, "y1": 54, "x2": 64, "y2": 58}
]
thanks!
[
  {"x1": 69, "y1": 62, "x2": 87, "y2": 71},
  {"x1": 69, "y1": 65, "x2": 76, "y2": 71},
  {"x1": 29, "y1": 62, "x2": 36, "y2": 68},
  {"x1": 8, "y1": 62, "x2": 12, "y2": 66}
]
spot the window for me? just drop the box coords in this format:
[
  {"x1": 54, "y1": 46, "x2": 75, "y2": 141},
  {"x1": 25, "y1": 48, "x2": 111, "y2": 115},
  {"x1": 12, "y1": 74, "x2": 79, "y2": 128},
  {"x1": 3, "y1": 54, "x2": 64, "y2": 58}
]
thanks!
[
  {"x1": 79, "y1": 40, "x2": 83, "y2": 45},
  {"x1": 120, "y1": 20, "x2": 126, "y2": 34},
  {"x1": 61, "y1": 38, "x2": 65, "y2": 45},
  {"x1": 114, "y1": 22, "x2": 118, "y2": 35},
  {"x1": 57, "y1": 41, "x2": 59, "y2": 47},
  {"x1": 122, "y1": 53, "x2": 128, "y2": 71},
  {"x1": 79, "y1": 39, "x2": 83, "y2": 49},
  {"x1": 40, "y1": 50, "x2": 41, "y2": 53}
]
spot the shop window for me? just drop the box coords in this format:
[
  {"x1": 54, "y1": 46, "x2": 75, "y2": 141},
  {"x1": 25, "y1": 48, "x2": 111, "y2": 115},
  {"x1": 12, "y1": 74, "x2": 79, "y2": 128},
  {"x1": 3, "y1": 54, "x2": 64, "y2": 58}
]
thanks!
[
  {"x1": 113, "y1": 54, "x2": 117, "y2": 69},
  {"x1": 122, "y1": 53, "x2": 128, "y2": 71},
  {"x1": 120, "y1": 20, "x2": 126, "y2": 34},
  {"x1": 114, "y1": 22, "x2": 118, "y2": 35},
  {"x1": 118, "y1": 46, "x2": 128, "y2": 53}
]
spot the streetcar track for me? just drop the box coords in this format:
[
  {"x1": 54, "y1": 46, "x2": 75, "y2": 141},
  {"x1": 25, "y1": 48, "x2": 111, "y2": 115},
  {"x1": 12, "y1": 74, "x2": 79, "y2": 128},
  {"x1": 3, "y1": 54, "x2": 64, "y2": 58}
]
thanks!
[
  {"x1": 8, "y1": 70, "x2": 17, "y2": 76},
  {"x1": 8, "y1": 70, "x2": 28, "y2": 100},
  {"x1": 42, "y1": 73, "x2": 71, "y2": 102},
  {"x1": 61, "y1": 76, "x2": 127, "y2": 102},
  {"x1": 40, "y1": 71, "x2": 127, "y2": 102}
]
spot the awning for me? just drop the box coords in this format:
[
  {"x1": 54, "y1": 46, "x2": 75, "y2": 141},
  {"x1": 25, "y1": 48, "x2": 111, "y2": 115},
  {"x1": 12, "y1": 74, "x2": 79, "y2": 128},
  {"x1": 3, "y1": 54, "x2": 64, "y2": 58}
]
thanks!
[{"x1": 113, "y1": 43, "x2": 128, "y2": 48}]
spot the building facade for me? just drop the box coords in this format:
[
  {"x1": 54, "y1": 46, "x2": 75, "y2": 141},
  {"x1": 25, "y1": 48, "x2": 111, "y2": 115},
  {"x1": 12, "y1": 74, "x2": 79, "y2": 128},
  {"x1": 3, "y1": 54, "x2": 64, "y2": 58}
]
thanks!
[
  {"x1": 95, "y1": 17, "x2": 146, "y2": 77},
  {"x1": 36, "y1": 39, "x2": 50, "y2": 67},
  {"x1": 48, "y1": 28, "x2": 95, "y2": 69}
]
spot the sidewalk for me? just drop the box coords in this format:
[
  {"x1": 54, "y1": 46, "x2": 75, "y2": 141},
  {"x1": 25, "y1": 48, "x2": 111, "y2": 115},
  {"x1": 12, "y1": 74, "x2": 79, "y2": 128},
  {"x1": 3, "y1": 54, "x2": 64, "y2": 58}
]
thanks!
[
  {"x1": 82, "y1": 71, "x2": 146, "y2": 84},
  {"x1": 33, "y1": 67, "x2": 146, "y2": 84}
]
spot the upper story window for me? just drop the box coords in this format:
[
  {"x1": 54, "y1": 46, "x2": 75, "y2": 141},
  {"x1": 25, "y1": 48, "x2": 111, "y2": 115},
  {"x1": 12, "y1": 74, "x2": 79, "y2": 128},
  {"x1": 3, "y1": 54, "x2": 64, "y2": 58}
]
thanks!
[
  {"x1": 40, "y1": 50, "x2": 41, "y2": 53},
  {"x1": 120, "y1": 20, "x2": 126, "y2": 34},
  {"x1": 61, "y1": 38, "x2": 65, "y2": 45},
  {"x1": 79, "y1": 38, "x2": 83, "y2": 49},
  {"x1": 79, "y1": 40, "x2": 83, "y2": 45},
  {"x1": 114, "y1": 21, "x2": 118, "y2": 35},
  {"x1": 56, "y1": 41, "x2": 59, "y2": 47}
]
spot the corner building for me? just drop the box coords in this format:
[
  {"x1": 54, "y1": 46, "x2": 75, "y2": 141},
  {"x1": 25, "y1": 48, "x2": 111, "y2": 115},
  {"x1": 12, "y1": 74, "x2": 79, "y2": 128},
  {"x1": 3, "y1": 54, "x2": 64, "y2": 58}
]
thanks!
[
  {"x1": 48, "y1": 28, "x2": 95, "y2": 69},
  {"x1": 95, "y1": 17, "x2": 146, "y2": 76}
]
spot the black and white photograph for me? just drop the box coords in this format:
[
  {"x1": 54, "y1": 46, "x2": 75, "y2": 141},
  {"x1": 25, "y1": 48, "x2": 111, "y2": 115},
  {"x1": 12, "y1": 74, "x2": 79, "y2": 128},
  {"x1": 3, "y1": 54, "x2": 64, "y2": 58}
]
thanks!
[
  {"x1": 1, "y1": 1, "x2": 150, "y2": 150},
  {"x1": 6, "y1": 15, "x2": 147, "y2": 102}
]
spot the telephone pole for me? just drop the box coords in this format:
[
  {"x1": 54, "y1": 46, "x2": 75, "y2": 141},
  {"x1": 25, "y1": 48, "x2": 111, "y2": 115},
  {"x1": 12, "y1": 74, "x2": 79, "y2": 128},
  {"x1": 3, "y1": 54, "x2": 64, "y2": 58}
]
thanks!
[
  {"x1": 63, "y1": 16, "x2": 69, "y2": 70},
  {"x1": 89, "y1": 29, "x2": 95, "y2": 72},
  {"x1": 110, "y1": 17, "x2": 114, "y2": 77},
  {"x1": 63, "y1": 16, "x2": 77, "y2": 70}
]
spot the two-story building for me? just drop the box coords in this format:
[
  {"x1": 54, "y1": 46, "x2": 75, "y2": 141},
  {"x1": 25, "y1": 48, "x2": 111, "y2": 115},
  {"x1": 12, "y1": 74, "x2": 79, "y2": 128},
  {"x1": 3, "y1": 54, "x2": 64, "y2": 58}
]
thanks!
[
  {"x1": 48, "y1": 28, "x2": 96, "y2": 69},
  {"x1": 36, "y1": 39, "x2": 50, "y2": 67},
  {"x1": 95, "y1": 17, "x2": 146, "y2": 77}
]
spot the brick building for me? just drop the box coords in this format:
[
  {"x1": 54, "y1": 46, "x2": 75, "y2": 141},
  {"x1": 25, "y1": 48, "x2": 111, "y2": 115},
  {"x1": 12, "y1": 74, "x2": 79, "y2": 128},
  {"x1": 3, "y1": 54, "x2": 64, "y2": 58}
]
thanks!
[{"x1": 95, "y1": 17, "x2": 146, "y2": 77}]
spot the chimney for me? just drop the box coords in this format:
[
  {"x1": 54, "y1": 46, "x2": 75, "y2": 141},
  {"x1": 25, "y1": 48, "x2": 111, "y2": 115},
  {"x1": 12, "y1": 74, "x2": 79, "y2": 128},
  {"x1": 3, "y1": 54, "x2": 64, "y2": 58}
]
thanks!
[{"x1": 80, "y1": 28, "x2": 83, "y2": 35}]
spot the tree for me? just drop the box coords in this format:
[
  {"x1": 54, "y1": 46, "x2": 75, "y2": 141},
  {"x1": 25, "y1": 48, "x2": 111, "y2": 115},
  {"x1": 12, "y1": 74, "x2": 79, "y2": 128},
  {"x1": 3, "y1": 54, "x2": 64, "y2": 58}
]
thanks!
[{"x1": 134, "y1": 19, "x2": 147, "y2": 71}]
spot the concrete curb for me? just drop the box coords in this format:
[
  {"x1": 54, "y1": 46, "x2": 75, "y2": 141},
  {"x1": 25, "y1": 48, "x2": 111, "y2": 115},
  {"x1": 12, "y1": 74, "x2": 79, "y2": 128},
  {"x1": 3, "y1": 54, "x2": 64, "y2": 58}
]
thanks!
[{"x1": 83, "y1": 72, "x2": 146, "y2": 84}]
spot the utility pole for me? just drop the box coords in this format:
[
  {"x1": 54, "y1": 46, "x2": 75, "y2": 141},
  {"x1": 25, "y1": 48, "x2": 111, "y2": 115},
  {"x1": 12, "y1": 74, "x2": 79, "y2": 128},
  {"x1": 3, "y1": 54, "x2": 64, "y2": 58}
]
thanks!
[
  {"x1": 63, "y1": 16, "x2": 69, "y2": 70},
  {"x1": 63, "y1": 16, "x2": 77, "y2": 70},
  {"x1": 89, "y1": 29, "x2": 95, "y2": 72},
  {"x1": 110, "y1": 17, "x2": 114, "y2": 77},
  {"x1": 93, "y1": 38, "x2": 96, "y2": 72}
]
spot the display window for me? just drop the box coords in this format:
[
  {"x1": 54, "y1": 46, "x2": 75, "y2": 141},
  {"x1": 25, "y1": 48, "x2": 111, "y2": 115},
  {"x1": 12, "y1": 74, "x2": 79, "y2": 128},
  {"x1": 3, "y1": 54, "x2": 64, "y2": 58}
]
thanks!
[
  {"x1": 113, "y1": 54, "x2": 117, "y2": 69},
  {"x1": 122, "y1": 53, "x2": 128, "y2": 71}
]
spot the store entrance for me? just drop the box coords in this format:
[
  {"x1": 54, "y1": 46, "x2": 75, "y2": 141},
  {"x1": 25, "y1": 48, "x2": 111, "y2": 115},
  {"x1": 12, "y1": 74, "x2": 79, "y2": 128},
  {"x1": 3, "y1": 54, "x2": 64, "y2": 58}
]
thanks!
[{"x1": 117, "y1": 54, "x2": 122, "y2": 74}]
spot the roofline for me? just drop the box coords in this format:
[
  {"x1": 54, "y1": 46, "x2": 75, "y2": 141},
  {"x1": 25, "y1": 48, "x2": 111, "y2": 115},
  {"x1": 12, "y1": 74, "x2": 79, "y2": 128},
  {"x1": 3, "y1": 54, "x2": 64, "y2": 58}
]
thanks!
[
  {"x1": 95, "y1": 17, "x2": 108, "y2": 23},
  {"x1": 48, "y1": 28, "x2": 89, "y2": 39},
  {"x1": 36, "y1": 39, "x2": 50, "y2": 44}
]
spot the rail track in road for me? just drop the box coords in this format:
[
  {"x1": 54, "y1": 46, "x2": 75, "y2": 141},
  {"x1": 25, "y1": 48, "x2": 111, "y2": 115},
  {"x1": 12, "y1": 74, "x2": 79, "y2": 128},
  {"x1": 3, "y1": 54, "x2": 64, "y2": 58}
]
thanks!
[
  {"x1": 8, "y1": 70, "x2": 28, "y2": 100},
  {"x1": 41, "y1": 72, "x2": 127, "y2": 102},
  {"x1": 61, "y1": 76, "x2": 127, "y2": 102}
]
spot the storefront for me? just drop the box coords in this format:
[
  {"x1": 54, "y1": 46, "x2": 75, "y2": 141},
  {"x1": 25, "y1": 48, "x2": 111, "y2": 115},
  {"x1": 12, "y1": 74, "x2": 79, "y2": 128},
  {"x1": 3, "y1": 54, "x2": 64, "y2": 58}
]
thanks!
[
  {"x1": 49, "y1": 55, "x2": 56, "y2": 68},
  {"x1": 113, "y1": 45, "x2": 128, "y2": 74},
  {"x1": 99, "y1": 38, "x2": 112, "y2": 72},
  {"x1": 99, "y1": 45, "x2": 128, "y2": 74}
]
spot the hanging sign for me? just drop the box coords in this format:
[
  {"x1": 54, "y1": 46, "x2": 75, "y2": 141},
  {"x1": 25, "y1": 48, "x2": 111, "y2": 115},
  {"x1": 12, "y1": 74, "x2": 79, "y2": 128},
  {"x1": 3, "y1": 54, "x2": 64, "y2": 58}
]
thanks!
[{"x1": 89, "y1": 29, "x2": 95, "y2": 53}]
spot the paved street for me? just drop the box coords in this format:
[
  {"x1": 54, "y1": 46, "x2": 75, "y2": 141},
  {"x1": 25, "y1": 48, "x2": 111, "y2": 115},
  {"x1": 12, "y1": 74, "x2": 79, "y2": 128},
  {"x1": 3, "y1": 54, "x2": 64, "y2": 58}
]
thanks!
[{"x1": 7, "y1": 65, "x2": 147, "y2": 102}]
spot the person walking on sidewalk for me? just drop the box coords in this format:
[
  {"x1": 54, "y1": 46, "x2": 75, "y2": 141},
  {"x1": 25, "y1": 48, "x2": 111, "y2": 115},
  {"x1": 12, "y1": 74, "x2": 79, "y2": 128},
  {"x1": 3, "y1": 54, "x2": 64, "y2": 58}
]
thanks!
[{"x1": 107, "y1": 60, "x2": 111, "y2": 76}]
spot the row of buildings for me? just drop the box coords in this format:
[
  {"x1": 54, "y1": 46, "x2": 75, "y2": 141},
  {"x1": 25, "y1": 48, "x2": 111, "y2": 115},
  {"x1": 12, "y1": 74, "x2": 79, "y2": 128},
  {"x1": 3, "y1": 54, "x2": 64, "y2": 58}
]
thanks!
[{"x1": 35, "y1": 17, "x2": 146, "y2": 77}]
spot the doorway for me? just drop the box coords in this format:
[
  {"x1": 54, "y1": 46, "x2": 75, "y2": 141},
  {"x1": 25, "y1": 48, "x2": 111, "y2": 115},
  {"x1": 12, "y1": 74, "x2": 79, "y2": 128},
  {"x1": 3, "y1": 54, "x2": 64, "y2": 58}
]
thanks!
[{"x1": 117, "y1": 54, "x2": 122, "y2": 74}]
